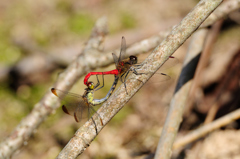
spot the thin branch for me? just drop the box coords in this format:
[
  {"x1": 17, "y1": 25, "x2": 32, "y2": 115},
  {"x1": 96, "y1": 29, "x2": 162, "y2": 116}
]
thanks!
[
  {"x1": 203, "y1": 20, "x2": 224, "y2": 124},
  {"x1": 186, "y1": 19, "x2": 223, "y2": 117},
  {"x1": 173, "y1": 108, "x2": 240, "y2": 150},
  {"x1": 153, "y1": 29, "x2": 209, "y2": 159},
  {"x1": 56, "y1": 0, "x2": 222, "y2": 158},
  {"x1": 153, "y1": 0, "x2": 223, "y2": 158},
  {"x1": 200, "y1": 0, "x2": 240, "y2": 28}
]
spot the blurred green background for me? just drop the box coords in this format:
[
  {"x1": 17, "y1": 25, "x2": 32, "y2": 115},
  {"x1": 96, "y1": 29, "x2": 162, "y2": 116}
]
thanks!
[{"x1": 2, "y1": 0, "x2": 240, "y2": 159}]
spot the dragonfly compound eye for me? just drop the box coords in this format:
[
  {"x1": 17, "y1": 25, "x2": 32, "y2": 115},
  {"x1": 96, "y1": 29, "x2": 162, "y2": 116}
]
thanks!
[
  {"x1": 87, "y1": 82, "x2": 95, "y2": 90},
  {"x1": 129, "y1": 55, "x2": 138, "y2": 64}
]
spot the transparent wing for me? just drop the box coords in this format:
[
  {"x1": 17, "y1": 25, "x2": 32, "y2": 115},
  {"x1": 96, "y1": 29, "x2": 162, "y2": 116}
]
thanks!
[
  {"x1": 89, "y1": 105, "x2": 103, "y2": 126},
  {"x1": 125, "y1": 56, "x2": 179, "y2": 85},
  {"x1": 119, "y1": 36, "x2": 126, "y2": 62},
  {"x1": 51, "y1": 88, "x2": 89, "y2": 122},
  {"x1": 73, "y1": 102, "x2": 87, "y2": 122},
  {"x1": 135, "y1": 55, "x2": 179, "y2": 72},
  {"x1": 141, "y1": 56, "x2": 181, "y2": 86},
  {"x1": 112, "y1": 53, "x2": 119, "y2": 68},
  {"x1": 159, "y1": 55, "x2": 179, "y2": 71},
  {"x1": 150, "y1": 72, "x2": 171, "y2": 82}
]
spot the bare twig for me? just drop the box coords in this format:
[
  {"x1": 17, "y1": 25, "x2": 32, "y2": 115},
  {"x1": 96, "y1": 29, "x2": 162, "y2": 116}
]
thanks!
[
  {"x1": 154, "y1": 28, "x2": 209, "y2": 159},
  {"x1": 200, "y1": 0, "x2": 240, "y2": 28},
  {"x1": 0, "y1": 17, "x2": 108, "y2": 159},
  {"x1": 153, "y1": 0, "x2": 223, "y2": 158},
  {"x1": 204, "y1": 103, "x2": 221, "y2": 124},
  {"x1": 186, "y1": 19, "x2": 223, "y2": 117},
  {"x1": 173, "y1": 108, "x2": 240, "y2": 150},
  {"x1": 56, "y1": 0, "x2": 222, "y2": 158},
  {"x1": 204, "y1": 47, "x2": 240, "y2": 123}
]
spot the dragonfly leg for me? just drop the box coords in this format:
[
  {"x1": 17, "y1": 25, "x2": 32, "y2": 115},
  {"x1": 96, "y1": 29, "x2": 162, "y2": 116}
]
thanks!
[
  {"x1": 123, "y1": 80, "x2": 128, "y2": 95},
  {"x1": 121, "y1": 69, "x2": 144, "y2": 94},
  {"x1": 95, "y1": 74, "x2": 104, "y2": 91},
  {"x1": 94, "y1": 75, "x2": 100, "y2": 89},
  {"x1": 128, "y1": 68, "x2": 145, "y2": 84},
  {"x1": 120, "y1": 73, "x2": 128, "y2": 94},
  {"x1": 131, "y1": 67, "x2": 146, "y2": 75},
  {"x1": 133, "y1": 62, "x2": 146, "y2": 69}
]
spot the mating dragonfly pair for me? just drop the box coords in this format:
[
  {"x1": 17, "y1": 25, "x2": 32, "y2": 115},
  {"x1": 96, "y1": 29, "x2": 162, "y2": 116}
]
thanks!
[{"x1": 51, "y1": 36, "x2": 173, "y2": 124}]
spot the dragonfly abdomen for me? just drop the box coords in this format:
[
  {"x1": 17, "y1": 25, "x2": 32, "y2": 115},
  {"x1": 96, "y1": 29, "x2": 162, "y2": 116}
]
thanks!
[{"x1": 91, "y1": 75, "x2": 119, "y2": 106}]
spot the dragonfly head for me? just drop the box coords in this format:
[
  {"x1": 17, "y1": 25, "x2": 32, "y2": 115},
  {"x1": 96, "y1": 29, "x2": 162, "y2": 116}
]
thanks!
[
  {"x1": 129, "y1": 55, "x2": 138, "y2": 65},
  {"x1": 87, "y1": 81, "x2": 95, "y2": 90}
]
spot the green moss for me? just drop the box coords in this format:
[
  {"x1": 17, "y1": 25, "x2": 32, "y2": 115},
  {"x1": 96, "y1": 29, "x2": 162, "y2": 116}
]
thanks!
[
  {"x1": 0, "y1": 20, "x2": 21, "y2": 64},
  {"x1": 110, "y1": 11, "x2": 137, "y2": 33},
  {"x1": 32, "y1": 27, "x2": 50, "y2": 46},
  {"x1": 28, "y1": 84, "x2": 50, "y2": 106},
  {"x1": 0, "y1": 85, "x2": 28, "y2": 126},
  {"x1": 68, "y1": 13, "x2": 95, "y2": 35},
  {"x1": 0, "y1": 43, "x2": 21, "y2": 64},
  {"x1": 120, "y1": 12, "x2": 136, "y2": 29}
]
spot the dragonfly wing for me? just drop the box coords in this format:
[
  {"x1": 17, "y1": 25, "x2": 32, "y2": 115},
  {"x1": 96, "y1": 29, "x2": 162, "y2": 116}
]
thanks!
[
  {"x1": 119, "y1": 36, "x2": 126, "y2": 62},
  {"x1": 89, "y1": 106, "x2": 103, "y2": 125},
  {"x1": 151, "y1": 72, "x2": 171, "y2": 82},
  {"x1": 112, "y1": 53, "x2": 119, "y2": 68},
  {"x1": 51, "y1": 88, "x2": 88, "y2": 122},
  {"x1": 73, "y1": 100, "x2": 89, "y2": 122}
]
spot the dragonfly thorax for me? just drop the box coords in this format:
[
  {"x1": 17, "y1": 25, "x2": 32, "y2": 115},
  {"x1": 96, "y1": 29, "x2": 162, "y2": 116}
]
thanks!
[{"x1": 119, "y1": 61, "x2": 124, "y2": 66}]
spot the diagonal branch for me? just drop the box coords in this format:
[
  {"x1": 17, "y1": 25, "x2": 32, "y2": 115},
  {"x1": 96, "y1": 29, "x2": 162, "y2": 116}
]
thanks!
[
  {"x1": 173, "y1": 108, "x2": 240, "y2": 150},
  {"x1": 56, "y1": 0, "x2": 223, "y2": 158}
]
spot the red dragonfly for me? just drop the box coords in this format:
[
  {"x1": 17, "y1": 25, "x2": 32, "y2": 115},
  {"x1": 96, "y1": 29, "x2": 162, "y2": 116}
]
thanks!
[
  {"x1": 84, "y1": 36, "x2": 174, "y2": 94},
  {"x1": 51, "y1": 74, "x2": 118, "y2": 124}
]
